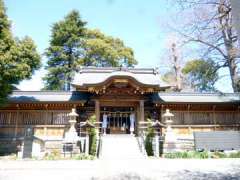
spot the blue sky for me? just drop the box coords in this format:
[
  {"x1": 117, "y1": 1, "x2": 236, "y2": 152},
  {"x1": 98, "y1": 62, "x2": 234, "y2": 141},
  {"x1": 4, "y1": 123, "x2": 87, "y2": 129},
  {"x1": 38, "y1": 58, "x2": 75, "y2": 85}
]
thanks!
[{"x1": 5, "y1": 0, "x2": 232, "y2": 92}]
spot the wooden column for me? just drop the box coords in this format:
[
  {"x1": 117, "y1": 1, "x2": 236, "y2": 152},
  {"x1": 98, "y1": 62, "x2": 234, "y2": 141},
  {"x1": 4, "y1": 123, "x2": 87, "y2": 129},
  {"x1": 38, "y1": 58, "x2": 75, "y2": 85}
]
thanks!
[
  {"x1": 213, "y1": 105, "x2": 216, "y2": 131},
  {"x1": 136, "y1": 100, "x2": 144, "y2": 136},
  {"x1": 136, "y1": 105, "x2": 140, "y2": 135},
  {"x1": 161, "y1": 105, "x2": 164, "y2": 123},
  {"x1": 238, "y1": 106, "x2": 240, "y2": 131},
  {"x1": 139, "y1": 100, "x2": 144, "y2": 122},
  {"x1": 95, "y1": 100, "x2": 100, "y2": 123},
  {"x1": 14, "y1": 104, "x2": 19, "y2": 139},
  {"x1": 187, "y1": 104, "x2": 190, "y2": 124},
  {"x1": 44, "y1": 104, "x2": 48, "y2": 137}
]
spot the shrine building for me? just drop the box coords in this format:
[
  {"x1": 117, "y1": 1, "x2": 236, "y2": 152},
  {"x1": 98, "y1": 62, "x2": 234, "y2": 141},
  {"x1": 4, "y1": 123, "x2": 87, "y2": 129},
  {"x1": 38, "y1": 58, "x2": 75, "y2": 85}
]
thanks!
[{"x1": 0, "y1": 67, "x2": 239, "y2": 155}]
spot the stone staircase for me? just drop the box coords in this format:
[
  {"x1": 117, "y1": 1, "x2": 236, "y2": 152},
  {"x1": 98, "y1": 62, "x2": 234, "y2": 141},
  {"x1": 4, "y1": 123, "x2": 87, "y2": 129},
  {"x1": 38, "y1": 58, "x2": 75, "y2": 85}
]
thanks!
[{"x1": 100, "y1": 134, "x2": 145, "y2": 160}]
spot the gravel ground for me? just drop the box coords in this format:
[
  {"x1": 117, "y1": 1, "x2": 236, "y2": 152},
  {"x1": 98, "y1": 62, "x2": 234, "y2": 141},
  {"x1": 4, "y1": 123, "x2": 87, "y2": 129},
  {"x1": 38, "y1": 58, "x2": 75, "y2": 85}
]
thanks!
[{"x1": 0, "y1": 159, "x2": 240, "y2": 180}]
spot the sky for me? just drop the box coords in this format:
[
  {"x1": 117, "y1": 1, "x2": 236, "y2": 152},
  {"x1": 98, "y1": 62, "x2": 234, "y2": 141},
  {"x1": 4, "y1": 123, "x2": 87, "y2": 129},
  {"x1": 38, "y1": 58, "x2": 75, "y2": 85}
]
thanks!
[{"x1": 5, "y1": 0, "x2": 233, "y2": 92}]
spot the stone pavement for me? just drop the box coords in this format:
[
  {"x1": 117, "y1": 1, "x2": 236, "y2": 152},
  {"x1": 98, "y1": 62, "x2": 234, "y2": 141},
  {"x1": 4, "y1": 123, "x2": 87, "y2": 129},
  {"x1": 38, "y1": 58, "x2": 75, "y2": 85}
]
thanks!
[{"x1": 0, "y1": 159, "x2": 240, "y2": 180}]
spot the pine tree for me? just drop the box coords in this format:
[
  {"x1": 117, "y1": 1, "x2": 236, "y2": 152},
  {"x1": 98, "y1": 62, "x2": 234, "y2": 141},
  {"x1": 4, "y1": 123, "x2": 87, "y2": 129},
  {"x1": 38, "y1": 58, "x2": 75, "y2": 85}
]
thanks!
[
  {"x1": 43, "y1": 10, "x2": 86, "y2": 90},
  {"x1": 0, "y1": 0, "x2": 41, "y2": 105},
  {"x1": 43, "y1": 10, "x2": 137, "y2": 90}
]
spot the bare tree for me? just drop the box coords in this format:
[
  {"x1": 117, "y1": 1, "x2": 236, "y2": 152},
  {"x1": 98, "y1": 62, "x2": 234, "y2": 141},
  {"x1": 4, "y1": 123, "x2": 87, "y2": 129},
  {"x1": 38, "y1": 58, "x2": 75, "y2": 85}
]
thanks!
[
  {"x1": 230, "y1": 0, "x2": 240, "y2": 47},
  {"x1": 168, "y1": 0, "x2": 240, "y2": 92},
  {"x1": 171, "y1": 42, "x2": 183, "y2": 91},
  {"x1": 160, "y1": 35, "x2": 186, "y2": 91}
]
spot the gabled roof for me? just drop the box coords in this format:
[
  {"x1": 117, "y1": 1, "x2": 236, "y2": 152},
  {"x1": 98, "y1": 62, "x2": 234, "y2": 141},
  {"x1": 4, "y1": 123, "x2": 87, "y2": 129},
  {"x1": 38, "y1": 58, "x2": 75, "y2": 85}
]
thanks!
[
  {"x1": 72, "y1": 67, "x2": 170, "y2": 90},
  {"x1": 8, "y1": 91, "x2": 89, "y2": 103},
  {"x1": 152, "y1": 92, "x2": 240, "y2": 104}
]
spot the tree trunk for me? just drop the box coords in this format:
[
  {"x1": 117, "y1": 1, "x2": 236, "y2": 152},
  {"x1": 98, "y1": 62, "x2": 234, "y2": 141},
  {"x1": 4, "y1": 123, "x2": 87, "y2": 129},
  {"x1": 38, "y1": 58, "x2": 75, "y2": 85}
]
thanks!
[
  {"x1": 66, "y1": 48, "x2": 73, "y2": 91},
  {"x1": 230, "y1": 0, "x2": 240, "y2": 48},
  {"x1": 218, "y1": 1, "x2": 239, "y2": 92},
  {"x1": 171, "y1": 43, "x2": 182, "y2": 91}
]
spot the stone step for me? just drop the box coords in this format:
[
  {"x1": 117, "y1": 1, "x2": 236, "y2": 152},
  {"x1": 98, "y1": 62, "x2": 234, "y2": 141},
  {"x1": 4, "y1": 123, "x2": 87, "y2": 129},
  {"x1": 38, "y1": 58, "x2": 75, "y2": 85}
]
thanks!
[{"x1": 100, "y1": 134, "x2": 144, "y2": 160}]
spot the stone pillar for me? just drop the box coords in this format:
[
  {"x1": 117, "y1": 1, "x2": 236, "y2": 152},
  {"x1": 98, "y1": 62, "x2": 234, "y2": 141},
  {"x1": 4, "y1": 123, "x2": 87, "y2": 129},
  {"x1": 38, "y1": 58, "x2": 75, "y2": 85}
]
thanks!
[
  {"x1": 155, "y1": 135, "x2": 160, "y2": 157},
  {"x1": 85, "y1": 134, "x2": 89, "y2": 155}
]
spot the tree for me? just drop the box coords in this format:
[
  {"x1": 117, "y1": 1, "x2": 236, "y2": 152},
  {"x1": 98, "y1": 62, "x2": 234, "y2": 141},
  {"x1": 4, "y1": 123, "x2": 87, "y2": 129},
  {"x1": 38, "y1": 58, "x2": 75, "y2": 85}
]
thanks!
[
  {"x1": 182, "y1": 59, "x2": 219, "y2": 92},
  {"x1": 80, "y1": 29, "x2": 137, "y2": 67},
  {"x1": 170, "y1": 42, "x2": 182, "y2": 91},
  {"x1": 43, "y1": 10, "x2": 137, "y2": 90},
  {"x1": 168, "y1": 0, "x2": 240, "y2": 92},
  {"x1": 88, "y1": 115, "x2": 97, "y2": 156},
  {"x1": 43, "y1": 10, "x2": 86, "y2": 91},
  {"x1": 160, "y1": 36, "x2": 185, "y2": 91},
  {"x1": 0, "y1": 0, "x2": 41, "y2": 105}
]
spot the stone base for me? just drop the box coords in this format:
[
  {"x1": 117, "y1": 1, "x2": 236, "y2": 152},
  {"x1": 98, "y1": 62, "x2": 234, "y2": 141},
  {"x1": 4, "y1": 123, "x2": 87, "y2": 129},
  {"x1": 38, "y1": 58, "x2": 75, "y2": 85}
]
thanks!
[
  {"x1": 163, "y1": 142, "x2": 178, "y2": 153},
  {"x1": 62, "y1": 142, "x2": 81, "y2": 157}
]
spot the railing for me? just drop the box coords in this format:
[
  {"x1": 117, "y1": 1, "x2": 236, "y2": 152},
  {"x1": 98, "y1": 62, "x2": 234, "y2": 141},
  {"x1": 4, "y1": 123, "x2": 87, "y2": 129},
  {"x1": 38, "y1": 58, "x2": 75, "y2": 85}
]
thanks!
[
  {"x1": 137, "y1": 130, "x2": 147, "y2": 156},
  {"x1": 96, "y1": 134, "x2": 102, "y2": 158}
]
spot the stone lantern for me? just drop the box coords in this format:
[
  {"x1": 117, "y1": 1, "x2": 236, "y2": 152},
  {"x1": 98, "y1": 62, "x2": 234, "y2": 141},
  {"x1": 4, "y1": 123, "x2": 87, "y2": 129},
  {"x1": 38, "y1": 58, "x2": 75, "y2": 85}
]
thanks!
[
  {"x1": 163, "y1": 109, "x2": 174, "y2": 133},
  {"x1": 162, "y1": 109, "x2": 177, "y2": 152},
  {"x1": 64, "y1": 108, "x2": 79, "y2": 143}
]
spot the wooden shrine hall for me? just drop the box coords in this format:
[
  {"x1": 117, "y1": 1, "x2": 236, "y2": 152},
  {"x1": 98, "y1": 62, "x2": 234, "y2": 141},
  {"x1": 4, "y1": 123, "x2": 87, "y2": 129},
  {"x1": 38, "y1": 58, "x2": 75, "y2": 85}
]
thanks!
[{"x1": 0, "y1": 67, "x2": 239, "y2": 154}]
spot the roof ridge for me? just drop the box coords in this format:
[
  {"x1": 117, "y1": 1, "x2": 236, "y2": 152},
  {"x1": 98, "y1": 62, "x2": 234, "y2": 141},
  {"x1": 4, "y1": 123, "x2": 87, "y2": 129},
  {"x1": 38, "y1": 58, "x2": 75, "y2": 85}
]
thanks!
[
  {"x1": 11, "y1": 90, "x2": 74, "y2": 95},
  {"x1": 158, "y1": 92, "x2": 240, "y2": 96},
  {"x1": 78, "y1": 66, "x2": 158, "y2": 74}
]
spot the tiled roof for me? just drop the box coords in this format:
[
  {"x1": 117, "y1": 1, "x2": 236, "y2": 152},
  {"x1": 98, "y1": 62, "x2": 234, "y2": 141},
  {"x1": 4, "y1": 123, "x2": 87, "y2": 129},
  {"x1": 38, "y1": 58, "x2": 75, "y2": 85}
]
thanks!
[
  {"x1": 152, "y1": 92, "x2": 240, "y2": 103},
  {"x1": 8, "y1": 91, "x2": 89, "y2": 103},
  {"x1": 72, "y1": 67, "x2": 170, "y2": 88},
  {"x1": 7, "y1": 91, "x2": 240, "y2": 104}
]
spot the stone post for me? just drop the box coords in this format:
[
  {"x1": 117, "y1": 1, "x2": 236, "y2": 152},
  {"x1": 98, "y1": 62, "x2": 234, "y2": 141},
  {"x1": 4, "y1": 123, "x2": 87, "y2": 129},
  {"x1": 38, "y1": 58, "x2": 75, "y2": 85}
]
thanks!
[
  {"x1": 163, "y1": 109, "x2": 177, "y2": 153},
  {"x1": 85, "y1": 134, "x2": 89, "y2": 155},
  {"x1": 155, "y1": 135, "x2": 159, "y2": 157},
  {"x1": 63, "y1": 108, "x2": 80, "y2": 155}
]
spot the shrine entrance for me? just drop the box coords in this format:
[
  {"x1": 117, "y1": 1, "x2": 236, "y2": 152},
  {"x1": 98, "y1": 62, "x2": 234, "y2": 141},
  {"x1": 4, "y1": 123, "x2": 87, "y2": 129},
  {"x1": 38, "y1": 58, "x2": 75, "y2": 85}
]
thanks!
[{"x1": 100, "y1": 107, "x2": 135, "y2": 134}]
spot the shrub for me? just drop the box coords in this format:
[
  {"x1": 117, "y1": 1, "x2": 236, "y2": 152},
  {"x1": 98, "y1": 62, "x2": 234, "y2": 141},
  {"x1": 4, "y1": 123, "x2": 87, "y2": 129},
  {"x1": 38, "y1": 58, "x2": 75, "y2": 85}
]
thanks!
[
  {"x1": 88, "y1": 115, "x2": 97, "y2": 156},
  {"x1": 228, "y1": 151, "x2": 240, "y2": 158},
  {"x1": 43, "y1": 149, "x2": 61, "y2": 160},
  {"x1": 144, "y1": 119, "x2": 154, "y2": 156},
  {"x1": 164, "y1": 151, "x2": 209, "y2": 159},
  {"x1": 211, "y1": 151, "x2": 227, "y2": 158},
  {"x1": 73, "y1": 153, "x2": 95, "y2": 160}
]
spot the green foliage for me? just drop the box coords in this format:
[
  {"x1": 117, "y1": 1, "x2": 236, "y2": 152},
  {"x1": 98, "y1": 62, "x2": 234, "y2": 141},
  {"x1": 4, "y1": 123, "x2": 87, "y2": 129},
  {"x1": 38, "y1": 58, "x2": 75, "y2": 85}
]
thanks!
[
  {"x1": 0, "y1": 0, "x2": 41, "y2": 105},
  {"x1": 144, "y1": 119, "x2": 154, "y2": 156},
  {"x1": 80, "y1": 29, "x2": 137, "y2": 67},
  {"x1": 164, "y1": 151, "x2": 209, "y2": 159},
  {"x1": 43, "y1": 10, "x2": 137, "y2": 90},
  {"x1": 73, "y1": 153, "x2": 95, "y2": 160},
  {"x1": 211, "y1": 151, "x2": 227, "y2": 158},
  {"x1": 164, "y1": 151, "x2": 240, "y2": 159},
  {"x1": 43, "y1": 149, "x2": 61, "y2": 160},
  {"x1": 182, "y1": 59, "x2": 218, "y2": 92},
  {"x1": 228, "y1": 151, "x2": 240, "y2": 158},
  {"x1": 162, "y1": 71, "x2": 176, "y2": 84},
  {"x1": 42, "y1": 151, "x2": 95, "y2": 160},
  {"x1": 43, "y1": 10, "x2": 86, "y2": 91},
  {"x1": 88, "y1": 115, "x2": 97, "y2": 156}
]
